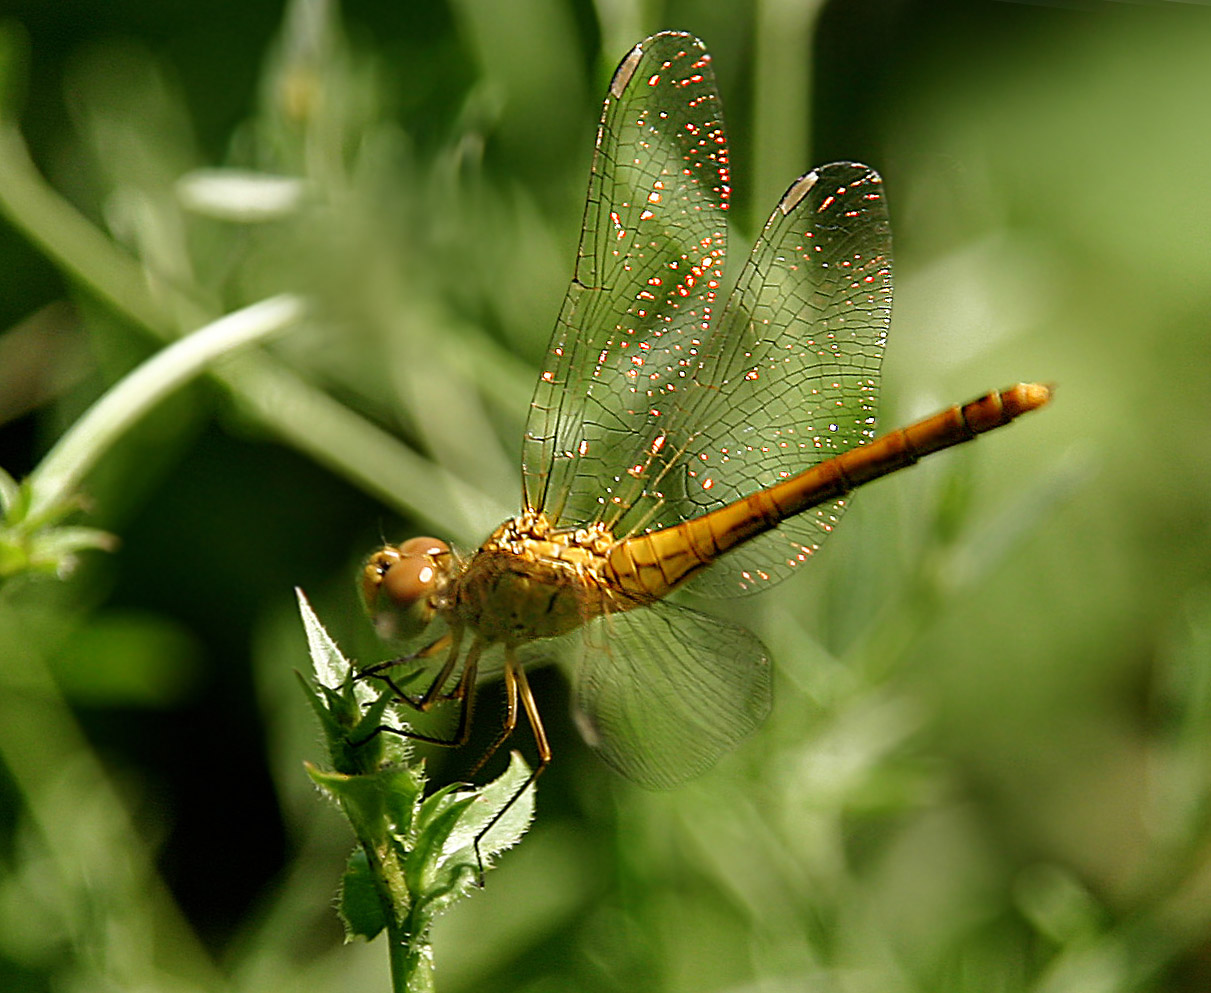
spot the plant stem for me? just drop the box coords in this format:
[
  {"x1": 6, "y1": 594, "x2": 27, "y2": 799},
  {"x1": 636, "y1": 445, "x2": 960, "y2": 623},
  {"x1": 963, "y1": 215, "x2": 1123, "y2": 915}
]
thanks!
[
  {"x1": 752, "y1": 0, "x2": 827, "y2": 223},
  {"x1": 357, "y1": 836, "x2": 434, "y2": 993},
  {"x1": 387, "y1": 920, "x2": 435, "y2": 993},
  {"x1": 0, "y1": 123, "x2": 184, "y2": 334}
]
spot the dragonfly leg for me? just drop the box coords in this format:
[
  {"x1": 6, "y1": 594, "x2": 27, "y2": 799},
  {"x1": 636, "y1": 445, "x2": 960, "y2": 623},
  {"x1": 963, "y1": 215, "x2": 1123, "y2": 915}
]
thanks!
[
  {"x1": 468, "y1": 653, "x2": 520, "y2": 778},
  {"x1": 441, "y1": 639, "x2": 481, "y2": 749},
  {"x1": 355, "y1": 633, "x2": 482, "y2": 750},
  {"x1": 356, "y1": 631, "x2": 456, "y2": 699},
  {"x1": 360, "y1": 629, "x2": 463, "y2": 711},
  {"x1": 469, "y1": 649, "x2": 550, "y2": 884}
]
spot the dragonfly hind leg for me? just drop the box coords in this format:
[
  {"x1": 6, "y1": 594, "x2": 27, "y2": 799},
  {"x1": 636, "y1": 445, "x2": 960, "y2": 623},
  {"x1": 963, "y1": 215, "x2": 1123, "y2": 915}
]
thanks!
[{"x1": 468, "y1": 648, "x2": 550, "y2": 883}]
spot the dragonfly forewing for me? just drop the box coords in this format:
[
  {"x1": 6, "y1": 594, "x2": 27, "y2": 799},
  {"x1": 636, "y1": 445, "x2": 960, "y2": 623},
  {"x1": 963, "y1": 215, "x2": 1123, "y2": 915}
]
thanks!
[
  {"x1": 527, "y1": 103, "x2": 895, "y2": 596},
  {"x1": 523, "y1": 31, "x2": 731, "y2": 528}
]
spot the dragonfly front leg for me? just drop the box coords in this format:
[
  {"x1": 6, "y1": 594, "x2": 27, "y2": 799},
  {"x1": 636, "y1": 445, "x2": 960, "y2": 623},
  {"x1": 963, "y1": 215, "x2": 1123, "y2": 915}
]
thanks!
[
  {"x1": 362, "y1": 626, "x2": 470, "y2": 711},
  {"x1": 356, "y1": 630, "x2": 456, "y2": 702},
  {"x1": 356, "y1": 631, "x2": 482, "y2": 749}
]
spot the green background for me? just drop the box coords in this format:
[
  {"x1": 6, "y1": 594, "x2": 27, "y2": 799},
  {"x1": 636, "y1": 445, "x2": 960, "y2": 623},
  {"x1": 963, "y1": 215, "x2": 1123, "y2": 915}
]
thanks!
[{"x1": 2, "y1": 0, "x2": 1210, "y2": 990}]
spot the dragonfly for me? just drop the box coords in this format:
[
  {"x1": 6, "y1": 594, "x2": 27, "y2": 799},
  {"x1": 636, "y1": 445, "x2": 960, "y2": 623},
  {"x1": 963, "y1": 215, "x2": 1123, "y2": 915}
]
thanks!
[{"x1": 360, "y1": 30, "x2": 1050, "y2": 802}]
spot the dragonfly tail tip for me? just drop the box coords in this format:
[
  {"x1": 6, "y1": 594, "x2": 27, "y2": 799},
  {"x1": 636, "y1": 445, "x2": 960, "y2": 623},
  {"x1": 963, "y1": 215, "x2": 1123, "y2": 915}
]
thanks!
[{"x1": 1010, "y1": 382, "x2": 1053, "y2": 416}]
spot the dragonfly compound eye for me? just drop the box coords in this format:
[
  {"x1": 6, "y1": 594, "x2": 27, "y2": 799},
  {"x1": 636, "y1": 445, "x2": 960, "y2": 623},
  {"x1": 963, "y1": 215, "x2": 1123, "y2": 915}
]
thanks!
[{"x1": 361, "y1": 537, "x2": 451, "y2": 640}]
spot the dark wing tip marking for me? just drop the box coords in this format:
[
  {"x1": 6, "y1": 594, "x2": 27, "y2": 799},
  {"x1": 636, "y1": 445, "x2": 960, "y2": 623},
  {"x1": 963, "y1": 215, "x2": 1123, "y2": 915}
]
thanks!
[
  {"x1": 610, "y1": 30, "x2": 705, "y2": 99},
  {"x1": 777, "y1": 171, "x2": 819, "y2": 216},
  {"x1": 777, "y1": 161, "x2": 882, "y2": 216},
  {"x1": 610, "y1": 43, "x2": 645, "y2": 98}
]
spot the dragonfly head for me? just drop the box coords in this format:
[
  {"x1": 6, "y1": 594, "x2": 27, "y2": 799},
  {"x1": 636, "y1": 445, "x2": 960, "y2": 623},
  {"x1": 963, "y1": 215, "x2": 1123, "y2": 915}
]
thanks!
[{"x1": 361, "y1": 536, "x2": 452, "y2": 641}]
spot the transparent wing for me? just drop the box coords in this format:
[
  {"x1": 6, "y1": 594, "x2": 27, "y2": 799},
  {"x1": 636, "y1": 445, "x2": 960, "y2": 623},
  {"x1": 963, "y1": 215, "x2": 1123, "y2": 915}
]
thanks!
[
  {"x1": 522, "y1": 31, "x2": 731, "y2": 524},
  {"x1": 585, "y1": 162, "x2": 892, "y2": 595},
  {"x1": 572, "y1": 601, "x2": 772, "y2": 789},
  {"x1": 524, "y1": 32, "x2": 891, "y2": 595},
  {"x1": 669, "y1": 164, "x2": 892, "y2": 595}
]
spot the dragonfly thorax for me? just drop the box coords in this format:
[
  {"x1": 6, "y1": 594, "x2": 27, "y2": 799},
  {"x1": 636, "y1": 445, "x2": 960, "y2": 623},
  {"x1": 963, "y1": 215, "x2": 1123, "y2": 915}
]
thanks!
[{"x1": 452, "y1": 512, "x2": 617, "y2": 645}]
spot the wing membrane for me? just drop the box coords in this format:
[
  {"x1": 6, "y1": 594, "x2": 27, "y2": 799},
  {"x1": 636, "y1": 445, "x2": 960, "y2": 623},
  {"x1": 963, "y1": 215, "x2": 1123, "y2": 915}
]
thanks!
[
  {"x1": 511, "y1": 38, "x2": 894, "y2": 790},
  {"x1": 522, "y1": 31, "x2": 731, "y2": 524},
  {"x1": 579, "y1": 162, "x2": 892, "y2": 595},
  {"x1": 573, "y1": 601, "x2": 772, "y2": 788},
  {"x1": 525, "y1": 32, "x2": 892, "y2": 597},
  {"x1": 676, "y1": 164, "x2": 892, "y2": 594}
]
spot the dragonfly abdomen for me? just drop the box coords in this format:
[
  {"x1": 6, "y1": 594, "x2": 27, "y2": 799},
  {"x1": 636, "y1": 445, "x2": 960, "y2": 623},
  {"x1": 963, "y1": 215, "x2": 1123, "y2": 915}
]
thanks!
[
  {"x1": 771, "y1": 381, "x2": 1052, "y2": 515},
  {"x1": 607, "y1": 383, "x2": 1051, "y2": 599}
]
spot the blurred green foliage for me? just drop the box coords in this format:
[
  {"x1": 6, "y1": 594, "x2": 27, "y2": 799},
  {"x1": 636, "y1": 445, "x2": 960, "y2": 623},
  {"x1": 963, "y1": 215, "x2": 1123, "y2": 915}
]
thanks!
[{"x1": 1, "y1": 1, "x2": 1210, "y2": 991}]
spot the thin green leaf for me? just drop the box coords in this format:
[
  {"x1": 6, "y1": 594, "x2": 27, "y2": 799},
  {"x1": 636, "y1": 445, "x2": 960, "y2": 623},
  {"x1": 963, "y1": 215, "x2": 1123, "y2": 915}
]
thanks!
[
  {"x1": 442, "y1": 752, "x2": 535, "y2": 861},
  {"x1": 0, "y1": 464, "x2": 20, "y2": 518},
  {"x1": 306, "y1": 762, "x2": 424, "y2": 841},
  {"x1": 297, "y1": 587, "x2": 366, "y2": 698},
  {"x1": 27, "y1": 295, "x2": 305, "y2": 522}
]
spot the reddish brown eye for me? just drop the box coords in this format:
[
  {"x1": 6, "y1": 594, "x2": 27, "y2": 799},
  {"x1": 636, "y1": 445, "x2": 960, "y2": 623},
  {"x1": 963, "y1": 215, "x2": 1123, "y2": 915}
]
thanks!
[
  {"x1": 383, "y1": 554, "x2": 438, "y2": 607},
  {"x1": 398, "y1": 536, "x2": 450, "y2": 559},
  {"x1": 361, "y1": 536, "x2": 451, "y2": 641}
]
